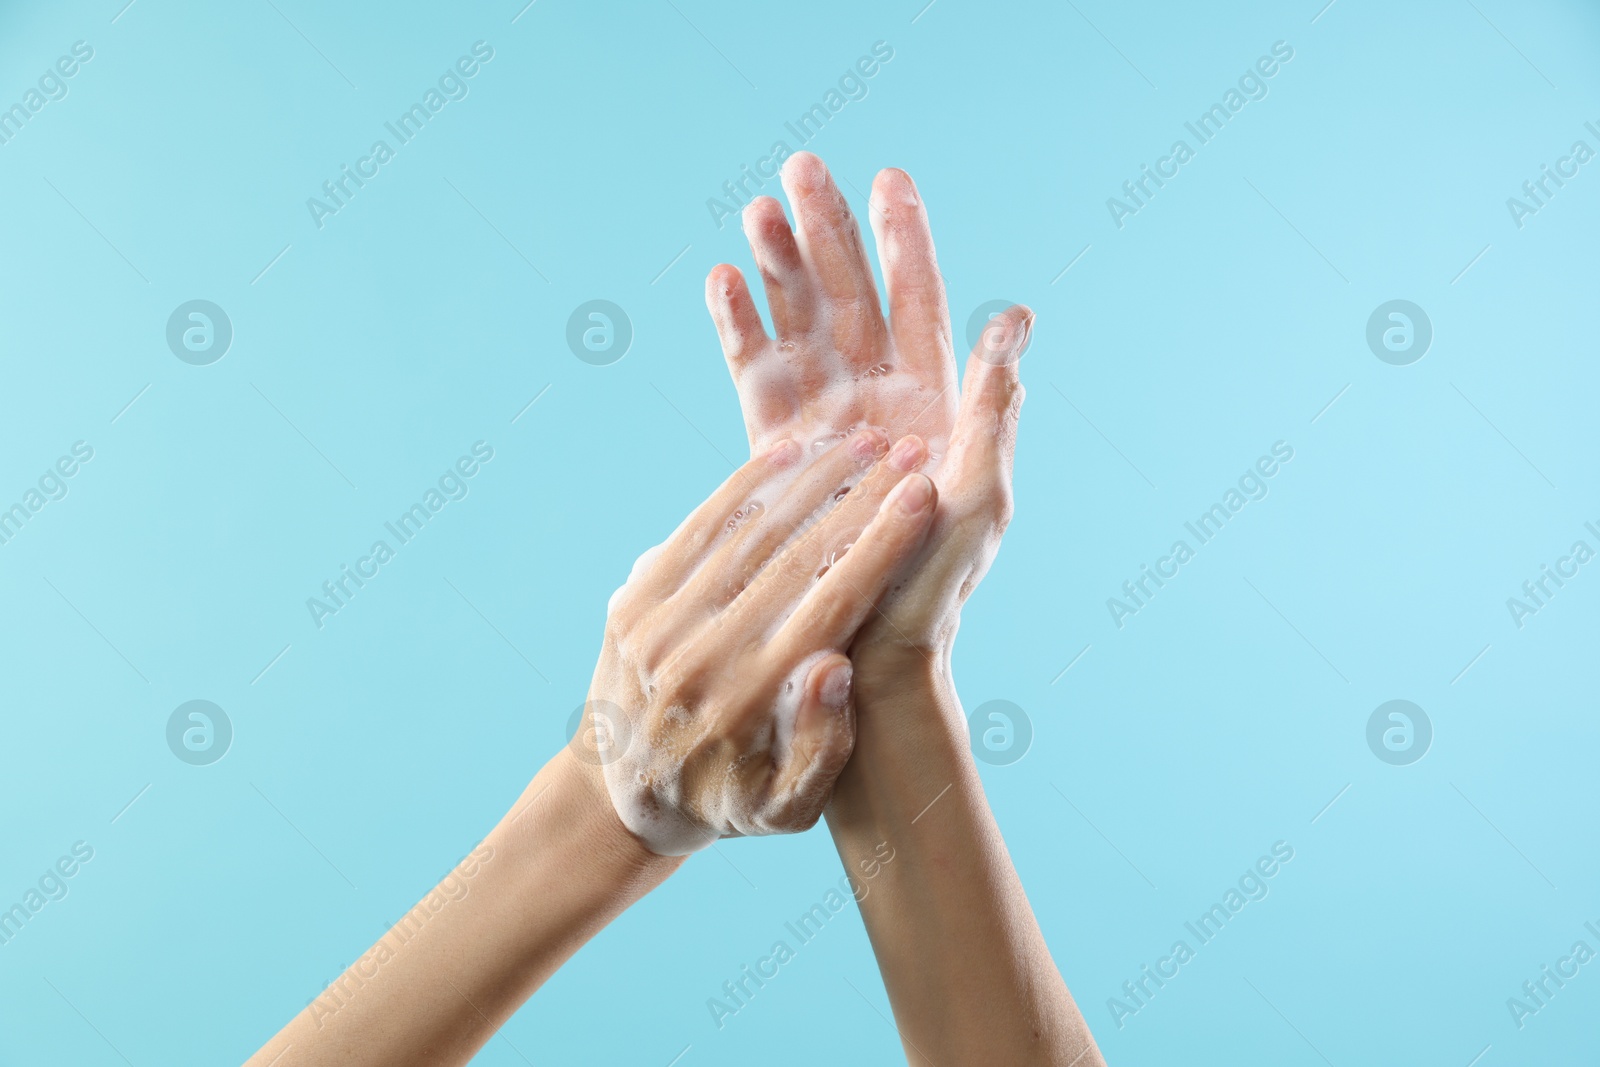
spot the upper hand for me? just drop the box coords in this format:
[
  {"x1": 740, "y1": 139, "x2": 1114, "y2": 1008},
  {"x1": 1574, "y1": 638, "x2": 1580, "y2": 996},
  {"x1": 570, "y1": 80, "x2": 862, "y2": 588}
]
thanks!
[{"x1": 705, "y1": 152, "x2": 1031, "y2": 668}]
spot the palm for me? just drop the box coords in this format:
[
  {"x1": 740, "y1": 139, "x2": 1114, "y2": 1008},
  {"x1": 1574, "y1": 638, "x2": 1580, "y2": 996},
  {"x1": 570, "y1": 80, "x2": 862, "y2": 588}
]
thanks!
[
  {"x1": 705, "y1": 153, "x2": 1030, "y2": 657},
  {"x1": 705, "y1": 153, "x2": 959, "y2": 462},
  {"x1": 749, "y1": 356, "x2": 954, "y2": 465}
]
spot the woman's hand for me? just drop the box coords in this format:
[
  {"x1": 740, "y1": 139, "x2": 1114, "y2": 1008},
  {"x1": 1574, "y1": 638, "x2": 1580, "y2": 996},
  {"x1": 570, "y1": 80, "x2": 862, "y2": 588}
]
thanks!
[
  {"x1": 708, "y1": 152, "x2": 961, "y2": 459},
  {"x1": 706, "y1": 155, "x2": 1103, "y2": 1067},
  {"x1": 248, "y1": 425, "x2": 941, "y2": 1067},
  {"x1": 706, "y1": 151, "x2": 1030, "y2": 679},
  {"x1": 586, "y1": 427, "x2": 937, "y2": 855}
]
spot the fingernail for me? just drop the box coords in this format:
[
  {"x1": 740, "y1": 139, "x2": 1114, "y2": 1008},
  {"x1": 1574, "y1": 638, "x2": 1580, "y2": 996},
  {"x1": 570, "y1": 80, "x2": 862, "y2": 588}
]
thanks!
[
  {"x1": 887, "y1": 435, "x2": 925, "y2": 472},
  {"x1": 849, "y1": 428, "x2": 888, "y2": 462},
  {"x1": 765, "y1": 439, "x2": 801, "y2": 467},
  {"x1": 887, "y1": 473, "x2": 932, "y2": 515},
  {"x1": 819, "y1": 661, "x2": 853, "y2": 709}
]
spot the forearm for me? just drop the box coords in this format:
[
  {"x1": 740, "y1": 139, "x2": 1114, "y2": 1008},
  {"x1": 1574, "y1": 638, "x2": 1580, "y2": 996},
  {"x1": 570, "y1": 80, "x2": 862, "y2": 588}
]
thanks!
[
  {"x1": 827, "y1": 658, "x2": 1102, "y2": 1067},
  {"x1": 247, "y1": 750, "x2": 681, "y2": 1067}
]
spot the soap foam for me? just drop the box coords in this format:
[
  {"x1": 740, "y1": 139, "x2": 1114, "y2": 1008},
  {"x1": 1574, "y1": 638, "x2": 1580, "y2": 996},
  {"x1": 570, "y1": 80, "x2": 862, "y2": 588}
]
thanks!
[
  {"x1": 597, "y1": 649, "x2": 837, "y2": 856},
  {"x1": 593, "y1": 441, "x2": 875, "y2": 856},
  {"x1": 594, "y1": 407, "x2": 955, "y2": 855}
]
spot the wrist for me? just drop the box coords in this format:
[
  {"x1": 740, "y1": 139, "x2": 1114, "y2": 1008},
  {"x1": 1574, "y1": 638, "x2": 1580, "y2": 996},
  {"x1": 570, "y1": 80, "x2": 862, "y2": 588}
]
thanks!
[
  {"x1": 827, "y1": 665, "x2": 977, "y2": 842},
  {"x1": 850, "y1": 642, "x2": 953, "y2": 706},
  {"x1": 490, "y1": 749, "x2": 684, "y2": 917}
]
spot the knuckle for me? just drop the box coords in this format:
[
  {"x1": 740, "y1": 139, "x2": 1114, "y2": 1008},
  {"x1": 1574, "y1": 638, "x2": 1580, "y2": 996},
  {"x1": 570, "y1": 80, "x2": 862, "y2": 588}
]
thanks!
[
  {"x1": 602, "y1": 607, "x2": 634, "y2": 648},
  {"x1": 993, "y1": 486, "x2": 1015, "y2": 531},
  {"x1": 652, "y1": 663, "x2": 697, "y2": 709},
  {"x1": 980, "y1": 477, "x2": 1014, "y2": 523},
  {"x1": 782, "y1": 804, "x2": 825, "y2": 834},
  {"x1": 955, "y1": 480, "x2": 1012, "y2": 534},
  {"x1": 632, "y1": 616, "x2": 698, "y2": 678}
]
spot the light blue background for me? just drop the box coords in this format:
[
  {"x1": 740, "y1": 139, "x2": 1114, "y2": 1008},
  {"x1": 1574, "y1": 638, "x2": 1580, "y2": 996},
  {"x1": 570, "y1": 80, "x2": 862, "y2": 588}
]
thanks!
[{"x1": 1, "y1": 1, "x2": 1597, "y2": 1064}]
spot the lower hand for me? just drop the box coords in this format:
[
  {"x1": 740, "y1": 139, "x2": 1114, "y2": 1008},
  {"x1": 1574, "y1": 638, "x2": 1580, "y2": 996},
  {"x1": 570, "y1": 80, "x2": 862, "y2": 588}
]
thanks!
[
  {"x1": 585, "y1": 429, "x2": 936, "y2": 855},
  {"x1": 705, "y1": 152, "x2": 1030, "y2": 691}
]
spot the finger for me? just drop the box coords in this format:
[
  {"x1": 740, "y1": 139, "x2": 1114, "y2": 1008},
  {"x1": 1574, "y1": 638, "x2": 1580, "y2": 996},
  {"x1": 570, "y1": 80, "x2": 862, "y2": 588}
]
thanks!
[
  {"x1": 948, "y1": 304, "x2": 1031, "y2": 496},
  {"x1": 742, "y1": 196, "x2": 815, "y2": 339},
  {"x1": 967, "y1": 301, "x2": 1034, "y2": 372},
  {"x1": 763, "y1": 458, "x2": 937, "y2": 663},
  {"x1": 618, "y1": 439, "x2": 805, "y2": 611},
  {"x1": 728, "y1": 433, "x2": 927, "y2": 624},
  {"x1": 676, "y1": 428, "x2": 889, "y2": 610},
  {"x1": 706, "y1": 262, "x2": 796, "y2": 447},
  {"x1": 870, "y1": 168, "x2": 957, "y2": 389},
  {"x1": 780, "y1": 152, "x2": 888, "y2": 365},
  {"x1": 705, "y1": 264, "x2": 770, "y2": 372},
  {"x1": 758, "y1": 653, "x2": 855, "y2": 832},
  {"x1": 731, "y1": 359, "x2": 801, "y2": 452},
  {"x1": 902, "y1": 306, "x2": 1031, "y2": 604}
]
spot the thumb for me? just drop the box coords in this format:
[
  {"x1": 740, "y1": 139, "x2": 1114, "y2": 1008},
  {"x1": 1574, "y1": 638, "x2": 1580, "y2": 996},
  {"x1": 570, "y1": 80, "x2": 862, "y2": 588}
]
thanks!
[{"x1": 761, "y1": 654, "x2": 856, "y2": 832}]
